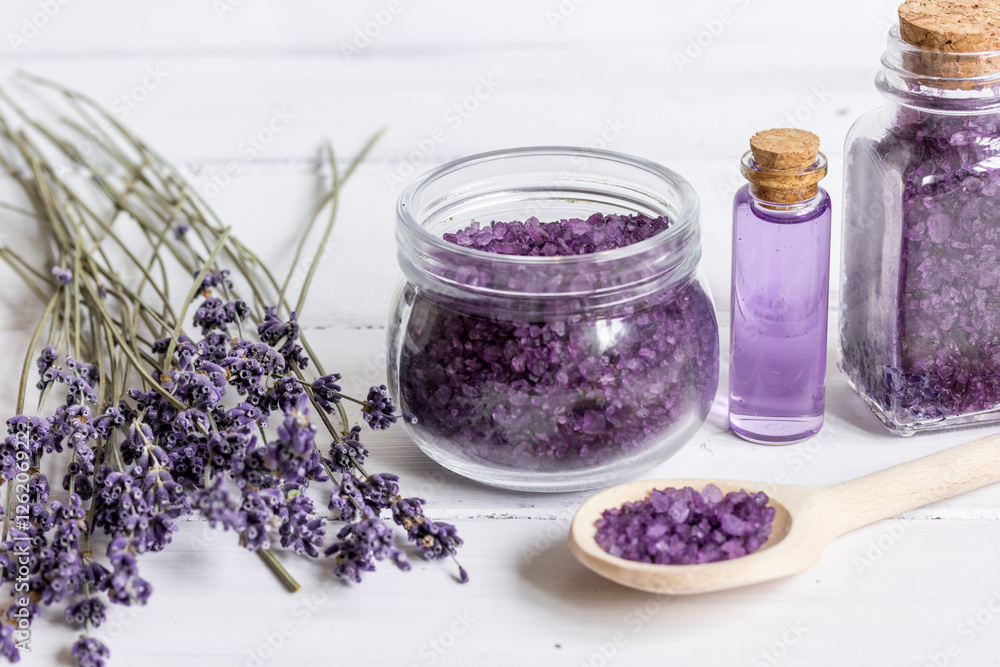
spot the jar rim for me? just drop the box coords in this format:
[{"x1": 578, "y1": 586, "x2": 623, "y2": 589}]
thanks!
[
  {"x1": 879, "y1": 24, "x2": 1000, "y2": 111},
  {"x1": 396, "y1": 145, "x2": 700, "y2": 269}
]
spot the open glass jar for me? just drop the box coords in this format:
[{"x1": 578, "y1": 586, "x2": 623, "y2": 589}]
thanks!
[
  {"x1": 387, "y1": 147, "x2": 719, "y2": 492},
  {"x1": 840, "y1": 23, "x2": 1000, "y2": 434}
]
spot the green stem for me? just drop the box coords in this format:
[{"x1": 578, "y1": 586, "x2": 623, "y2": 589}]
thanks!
[
  {"x1": 256, "y1": 549, "x2": 300, "y2": 593},
  {"x1": 160, "y1": 227, "x2": 231, "y2": 373}
]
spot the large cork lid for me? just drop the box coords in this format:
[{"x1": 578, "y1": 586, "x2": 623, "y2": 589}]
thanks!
[
  {"x1": 742, "y1": 129, "x2": 826, "y2": 205},
  {"x1": 898, "y1": 0, "x2": 1000, "y2": 81},
  {"x1": 899, "y1": 0, "x2": 1000, "y2": 52}
]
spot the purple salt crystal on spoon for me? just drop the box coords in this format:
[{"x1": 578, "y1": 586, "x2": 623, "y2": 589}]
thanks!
[{"x1": 594, "y1": 486, "x2": 775, "y2": 566}]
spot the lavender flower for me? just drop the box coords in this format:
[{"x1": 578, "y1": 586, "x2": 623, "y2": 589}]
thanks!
[
  {"x1": 265, "y1": 377, "x2": 306, "y2": 415},
  {"x1": 66, "y1": 357, "x2": 99, "y2": 389},
  {"x1": 92, "y1": 467, "x2": 189, "y2": 554},
  {"x1": 65, "y1": 598, "x2": 106, "y2": 627},
  {"x1": 92, "y1": 408, "x2": 126, "y2": 441},
  {"x1": 0, "y1": 624, "x2": 20, "y2": 663},
  {"x1": 196, "y1": 269, "x2": 233, "y2": 294},
  {"x1": 391, "y1": 496, "x2": 464, "y2": 563},
  {"x1": 310, "y1": 374, "x2": 343, "y2": 412},
  {"x1": 361, "y1": 385, "x2": 397, "y2": 430},
  {"x1": 275, "y1": 395, "x2": 315, "y2": 458},
  {"x1": 326, "y1": 431, "x2": 368, "y2": 475},
  {"x1": 280, "y1": 492, "x2": 325, "y2": 558},
  {"x1": 52, "y1": 266, "x2": 72, "y2": 286},
  {"x1": 192, "y1": 298, "x2": 248, "y2": 334},
  {"x1": 72, "y1": 636, "x2": 110, "y2": 667},
  {"x1": 239, "y1": 488, "x2": 282, "y2": 551},
  {"x1": 36, "y1": 494, "x2": 87, "y2": 605},
  {"x1": 328, "y1": 475, "x2": 366, "y2": 522},
  {"x1": 106, "y1": 538, "x2": 152, "y2": 606},
  {"x1": 195, "y1": 332, "x2": 230, "y2": 365},
  {"x1": 325, "y1": 512, "x2": 409, "y2": 583},
  {"x1": 1, "y1": 416, "x2": 47, "y2": 480},
  {"x1": 257, "y1": 308, "x2": 308, "y2": 370},
  {"x1": 36, "y1": 345, "x2": 58, "y2": 376},
  {"x1": 192, "y1": 474, "x2": 243, "y2": 532},
  {"x1": 207, "y1": 427, "x2": 254, "y2": 469}
]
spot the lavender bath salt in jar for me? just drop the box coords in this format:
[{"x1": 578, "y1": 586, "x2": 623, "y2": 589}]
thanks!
[
  {"x1": 841, "y1": 0, "x2": 1000, "y2": 434},
  {"x1": 387, "y1": 147, "x2": 719, "y2": 491}
]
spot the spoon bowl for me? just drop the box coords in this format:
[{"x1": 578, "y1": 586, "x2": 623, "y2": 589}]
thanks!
[{"x1": 569, "y1": 431, "x2": 1000, "y2": 595}]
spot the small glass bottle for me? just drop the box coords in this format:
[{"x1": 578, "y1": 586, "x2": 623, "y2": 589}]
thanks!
[{"x1": 728, "y1": 129, "x2": 832, "y2": 444}]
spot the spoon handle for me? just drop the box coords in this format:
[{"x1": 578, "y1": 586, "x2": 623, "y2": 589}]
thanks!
[{"x1": 819, "y1": 431, "x2": 1000, "y2": 537}]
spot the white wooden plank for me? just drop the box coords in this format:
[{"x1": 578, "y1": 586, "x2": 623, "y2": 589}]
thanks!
[
  {"x1": 2, "y1": 0, "x2": 901, "y2": 58},
  {"x1": 17, "y1": 518, "x2": 1000, "y2": 666},
  {"x1": 0, "y1": 53, "x2": 874, "y2": 166}
]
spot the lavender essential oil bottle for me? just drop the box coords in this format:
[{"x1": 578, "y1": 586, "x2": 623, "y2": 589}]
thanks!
[{"x1": 728, "y1": 129, "x2": 832, "y2": 444}]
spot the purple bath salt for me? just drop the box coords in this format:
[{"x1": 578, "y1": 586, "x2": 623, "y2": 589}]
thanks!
[
  {"x1": 841, "y1": 108, "x2": 1000, "y2": 427},
  {"x1": 594, "y1": 485, "x2": 775, "y2": 565},
  {"x1": 397, "y1": 213, "x2": 719, "y2": 473},
  {"x1": 442, "y1": 213, "x2": 672, "y2": 256}
]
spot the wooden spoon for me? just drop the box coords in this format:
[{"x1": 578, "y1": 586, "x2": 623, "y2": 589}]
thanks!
[{"x1": 568, "y1": 431, "x2": 1000, "y2": 595}]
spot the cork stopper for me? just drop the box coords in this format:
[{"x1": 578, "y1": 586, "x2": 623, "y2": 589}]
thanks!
[
  {"x1": 898, "y1": 0, "x2": 1000, "y2": 82},
  {"x1": 742, "y1": 129, "x2": 826, "y2": 205},
  {"x1": 748, "y1": 129, "x2": 820, "y2": 171}
]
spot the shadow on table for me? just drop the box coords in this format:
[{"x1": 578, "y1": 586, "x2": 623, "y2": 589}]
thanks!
[{"x1": 514, "y1": 527, "x2": 800, "y2": 633}]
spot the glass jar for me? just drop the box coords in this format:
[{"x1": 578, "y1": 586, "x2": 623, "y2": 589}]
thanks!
[
  {"x1": 387, "y1": 147, "x2": 719, "y2": 492},
  {"x1": 840, "y1": 26, "x2": 1000, "y2": 434}
]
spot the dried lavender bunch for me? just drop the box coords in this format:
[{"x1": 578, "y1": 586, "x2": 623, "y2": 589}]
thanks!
[{"x1": 0, "y1": 75, "x2": 465, "y2": 665}]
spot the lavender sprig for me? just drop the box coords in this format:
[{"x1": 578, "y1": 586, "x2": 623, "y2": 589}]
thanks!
[{"x1": 0, "y1": 75, "x2": 465, "y2": 667}]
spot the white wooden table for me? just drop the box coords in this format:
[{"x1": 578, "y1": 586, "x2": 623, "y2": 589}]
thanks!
[{"x1": 4, "y1": 1, "x2": 1000, "y2": 665}]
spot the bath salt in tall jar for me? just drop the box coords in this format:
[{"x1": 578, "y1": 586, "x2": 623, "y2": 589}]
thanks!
[
  {"x1": 841, "y1": 0, "x2": 1000, "y2": 434},
  {"x1": 387, "y1": 147, "x2": 720, "y2": 492}
]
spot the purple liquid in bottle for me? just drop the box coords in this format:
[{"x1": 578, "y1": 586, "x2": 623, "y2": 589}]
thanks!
[{"x1": 728, "y1": 184, "x2": 832, "y2": 444}]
